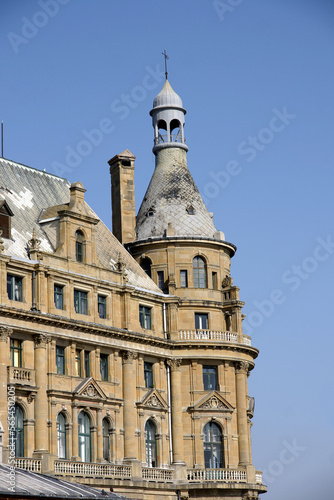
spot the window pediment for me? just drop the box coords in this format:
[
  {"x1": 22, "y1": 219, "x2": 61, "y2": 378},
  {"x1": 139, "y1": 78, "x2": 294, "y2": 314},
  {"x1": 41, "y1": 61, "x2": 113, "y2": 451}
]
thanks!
[
  {"x1": 190, "y1": 391, "x2": 234, "y2": 412},
  {"x1": 74, "y1": 377, "x2": 106, "y2": 400},
  {"x1": 137, "y1": 389, "x2": 168, "y2": 410}
]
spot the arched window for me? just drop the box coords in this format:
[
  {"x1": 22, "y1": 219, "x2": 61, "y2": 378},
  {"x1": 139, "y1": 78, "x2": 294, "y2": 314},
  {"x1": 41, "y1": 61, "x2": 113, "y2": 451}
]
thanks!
[
  {"x1": 170, "y1": 119, "x2": 181, "y2": 142},
  {"x1": 145, "y1": 420, "x2": 157, "y2": 468},
  {"x1": 14, "y1": 405, "x2": 24, "y2": 457},
  {"x1": 203, "y1": 422, "x2": 223, "y2": 469},
  {"x1": 78, "y1": 411, "x2": 91, "y2": 462},
  {"x1": 193, "y1": 256, "x2": 207, "y2": 288},
  {"x1": 57, "y1": 413, "x2": 67, "y2": 459},
  {"x1": 157, "y1": 119, "x2": 167, "y2": 144},
  {"x1": 102, "y1": 418, "x2": 110, "y2": 462},
  {"x1": 140, "y1": 257, "x2": 152, "y2": 278},
  {"x1": 75, "y1": 230, "x2": 84, "y2": 262}
]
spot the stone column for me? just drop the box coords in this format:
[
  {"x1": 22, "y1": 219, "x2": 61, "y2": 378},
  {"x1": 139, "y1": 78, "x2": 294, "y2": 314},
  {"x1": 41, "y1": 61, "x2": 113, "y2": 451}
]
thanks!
[
  {"x1": 122, "y1": 351, "x2": 137, "y2": 460},
  {"x1": 72, "y1": 404, "x2": 79, "y2": 460},
  {"x1": 0, "y1": 327, "x2": 12, "y2": 440},
  {"x1": 167, "y1": 359, "x2": 185, "y2": 464},
  {"x1": 33, "y1": 334, "x2": 50, "y2": 453},
  {"x1": 97, "y1": 408, "x2": 103, "y2": 461},
  {"x1": 235, "y1": 361, "x2": 250, "y2": 465}
]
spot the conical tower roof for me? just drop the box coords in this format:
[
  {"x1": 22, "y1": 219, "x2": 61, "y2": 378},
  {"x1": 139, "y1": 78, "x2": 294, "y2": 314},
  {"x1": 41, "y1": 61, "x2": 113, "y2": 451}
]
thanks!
[
  {"x1": 152, "y1": 79, "x2": 184, "y2": 109},
  {"x1": 136, "y1": 149, "x2": 217, "y2": 240}
]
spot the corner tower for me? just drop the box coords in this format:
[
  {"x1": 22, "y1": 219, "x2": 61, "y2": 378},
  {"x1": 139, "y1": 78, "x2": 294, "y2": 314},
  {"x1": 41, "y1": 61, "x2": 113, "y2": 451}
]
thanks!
[{"x1": 127, "y1": 77, "x2": 266, "y2": 500}]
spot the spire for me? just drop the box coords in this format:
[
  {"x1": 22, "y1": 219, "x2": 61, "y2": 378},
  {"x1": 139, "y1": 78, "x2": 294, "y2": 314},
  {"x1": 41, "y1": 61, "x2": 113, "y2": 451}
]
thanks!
[{"x1": 162, "y1": 49, "x2": 169, "y2": 80}]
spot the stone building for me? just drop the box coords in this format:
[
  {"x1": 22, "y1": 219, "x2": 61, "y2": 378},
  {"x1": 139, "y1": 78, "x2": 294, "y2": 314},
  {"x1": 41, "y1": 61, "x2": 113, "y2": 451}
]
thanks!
[{"x1": 0, "y1": 78, "x2": 266, "y2": 500}]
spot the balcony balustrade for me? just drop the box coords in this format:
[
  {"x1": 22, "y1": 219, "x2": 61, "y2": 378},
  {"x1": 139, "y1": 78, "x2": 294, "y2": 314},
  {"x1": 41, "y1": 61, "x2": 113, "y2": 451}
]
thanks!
[
  {"x1": 54, "y1": 460, "x2": 132, "y2": 479},
  {"x1": 8, "y1": 366, "x2": 36, "y2": 386},
  {"x1": 178, "y1": 330, "x2": 251, "y2": 346},
  {"x1": 187, "y1": 468, "x2": 247, "y2": 482},
  {"x1": 14, "y1": 458, "x2": 41, "y2": 472}
]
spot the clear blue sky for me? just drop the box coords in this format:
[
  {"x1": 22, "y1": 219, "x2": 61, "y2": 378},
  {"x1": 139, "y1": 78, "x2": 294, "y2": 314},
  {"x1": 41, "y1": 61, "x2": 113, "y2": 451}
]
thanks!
[{"x1": 1, "y1": 1, "x2": 334, "y2": 498}]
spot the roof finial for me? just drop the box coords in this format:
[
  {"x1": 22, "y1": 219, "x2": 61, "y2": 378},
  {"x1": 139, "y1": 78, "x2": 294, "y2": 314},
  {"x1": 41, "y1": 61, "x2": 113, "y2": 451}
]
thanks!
[{"x1": 162, "y1": 49, "x2": 169, "y2": 80}]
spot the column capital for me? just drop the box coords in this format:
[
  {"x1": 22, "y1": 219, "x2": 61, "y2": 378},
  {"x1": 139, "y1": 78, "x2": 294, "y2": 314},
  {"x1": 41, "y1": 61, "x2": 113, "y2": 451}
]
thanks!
[
  {"x1": 121, "y1": 350, "x2": 137, "y2": 364},
  {"x1": 236, "y1": 361, "x2": 249, "y2": 374},
  {"x1": 34, "y1": 334, "x2": 51, "y2": 348},
  {"x1": 0, "y1": 326, "x2": 12, "y2": 342},
  {"x1": 167, "y1": 358, "x2": 182, "y2": 372}
]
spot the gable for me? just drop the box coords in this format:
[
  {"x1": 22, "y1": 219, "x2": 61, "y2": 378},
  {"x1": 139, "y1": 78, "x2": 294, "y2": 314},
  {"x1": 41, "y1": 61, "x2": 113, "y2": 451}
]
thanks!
[
  {"x1": 191, "y1": 391, "x2": 234, "y2": 412},
  {"x1": 74, "y1": 377, "x2": 107, "y2": 400},
  {"x1": 137, "y1": 389, "x2": 168, "y2": 410}
]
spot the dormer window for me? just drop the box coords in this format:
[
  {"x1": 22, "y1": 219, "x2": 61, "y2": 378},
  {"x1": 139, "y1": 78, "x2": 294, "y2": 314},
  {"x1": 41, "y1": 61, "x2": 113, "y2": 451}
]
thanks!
[
  {"x1": 186, "y1": 205, "x2": 195, "y2": 215},
  {"x1": 0, "y1": 200, "x2": 14, "y2": 239},
  {"x1": 75, "y1": 230, "x2": 85, "y2": 262},
  {"x1": 146, "y1": 207, "x2": 155, "y2": 217}
]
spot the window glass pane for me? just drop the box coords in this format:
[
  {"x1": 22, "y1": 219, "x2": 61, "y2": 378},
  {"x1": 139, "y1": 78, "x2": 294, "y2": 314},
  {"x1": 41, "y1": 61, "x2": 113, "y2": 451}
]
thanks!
[
  {"x1": 103, "y1": 419, "x2": 110, "y2": 461},
  {"x1": 195, "y1": 313, "x2": 208, "y2": 330},
  {"x1": 74, "y1": 290, "x2": 88, "y2": 314},
  {"x1": 144, "y1": 362, "x2": 153, "y2": 388},
  {"x1": 75, "y1": 350, "x2": 81, "y2": 377},
  {"x1": 139, "y1": 306, "x2": 152, "y2": 329},
  {"x1": 76, "y1": 231, "x2": 84, "y2": 262},
  {"x1": 203, "y1": 422, "x2": 223, "y2": 469},
  {"x1": 84, "y1": 351, "x2": 90, "y2": 377},
  {"x1": 78, "y1": 412, "x2": 91, "y2": 462},
  {"x1": 180, "y1": 270, "x2": 188, "y2": 287},
  {"x1": 10, "y1": 339, "x2": 22, "y2": 368},
  {"x1": 100, "y1": 354, "x2": 108, "y2": 381},
  {"x1": 15, "y1": 405, "x2": 24, "y2": 457},
  {"x1": 7, "y1": 275, "x2": 23, "y2": 301},
  {"x1": 57, "y1": 413, "x2": 66, "y2": 459},
  {"x1": 193, "y1": 257, "x2": 206, "y2": 288},
  {"x1": 157, "y1": 271, "x2": 165, "y2": 291},
  {"x1": 56, "y1": 346, "x2": 65, "y2": 375},
  {"x1": 203, "y1": 366, "x2": 217, "y2": 390},
  {"x1": 145, "y1": 420, "x2": 157, "y2": 467},
  {"x1": 54, "y1": 285, "x2": 64, "y2": 309},
  {"x1": 98, "y1": 295, "x2": 106, "y2": 319}
]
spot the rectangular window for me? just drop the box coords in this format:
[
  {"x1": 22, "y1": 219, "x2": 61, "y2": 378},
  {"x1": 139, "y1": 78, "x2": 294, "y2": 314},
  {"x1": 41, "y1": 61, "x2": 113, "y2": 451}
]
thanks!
[
  {"x1": 98, "y1": 295, "x2": 106, "y2": 319},
  {"x1": 54, "y1": 285, "x2": 64, "y2": 310},
  {"x1": 74, "y1": 290, "x2": 88, "y2": 315},
  {"x1": 139, "y1": 305, "x2": 152, "y2": 329},
  {"x1": 144, "y1": 362, "x2": 154, "y2": 388},
  {"x1": 180, "y1": 270, "x2": 188, "y2": 288},
  {"x1": 10, "y1": 339, "x2": 22, "y2": 367},
  {"x1": 203, "y1": 366, "x2": 218, "y2": 390},
  {"x1": 56, "y1": 346, "x2": 65, "y2": 375},
  {"x1": 75, "y1": 349, "x2": 82, "y2": 377},
  {"x1": 100, "y1": 354, "x2": 108, "y2": 381},
  {"x1": 84, "y1": 351, "x2": 90, "y2": 377},
  {"x1": 157, "y1": 271, "x2": 165, "y2": 291},
  {"x1": 195, "y1": 313, "x2": 208, "y2": 330},
  {"x1": 7, "y1": 274, "x2": 23, "y2": 301},
  {"x1": 212, "y1": 272, "x2": 218, "y2": 290}
]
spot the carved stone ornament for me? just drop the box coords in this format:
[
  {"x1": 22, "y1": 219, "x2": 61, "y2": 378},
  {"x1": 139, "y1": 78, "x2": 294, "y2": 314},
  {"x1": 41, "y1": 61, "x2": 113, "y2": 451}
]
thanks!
[
  {"x1": 0, "y1": 326, "x2": 12, "y2": 342},
  {"x1": 146, "y1": 394, "x2": 162, "y2": 408},
  {"x1": 82, "y1": 384, "x2": 98, "y2": 398},
  {"x1": 236, "y1": 361, "x2": 249, "y2": 374},
  {"x1": 199, "y1": 395, "x2": 227, "y2": 410},
  {"x1": 121, "y1": 351, "x2": 138, "y2": 363},
  {"x1": 28, "y1": 228, "x2": 41, "y2": 252},
  {"x1": 27, "y1": 392, "x2": 36, "y2": 404},
  {"x1": 222, "y1": 275, "x2": 232, "y2": 288},
  {"x1": 167, "y1": 358, "x2": 182, "y2": 371},
  {"x1": 34, "y1": 334, "x2": 51, "y2": 347}
]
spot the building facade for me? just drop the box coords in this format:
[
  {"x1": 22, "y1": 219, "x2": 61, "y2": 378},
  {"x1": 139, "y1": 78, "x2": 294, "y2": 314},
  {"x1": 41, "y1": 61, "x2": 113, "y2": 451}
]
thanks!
[{"x1": 0, "y1": 78, "x2": 266, "y2": 500}]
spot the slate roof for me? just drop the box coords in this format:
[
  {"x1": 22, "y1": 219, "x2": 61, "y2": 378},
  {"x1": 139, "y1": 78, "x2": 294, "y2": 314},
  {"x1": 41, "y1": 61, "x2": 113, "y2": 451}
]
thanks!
[
  {"x1": 0, "y1": 158, "x2": 161, "y2": 294},
  {"x1": 0, "y1": 464, "x2": 128, "y2": 498},
  {"x1": 136, "y1": 148, "x2": 218, "y2": 241}
]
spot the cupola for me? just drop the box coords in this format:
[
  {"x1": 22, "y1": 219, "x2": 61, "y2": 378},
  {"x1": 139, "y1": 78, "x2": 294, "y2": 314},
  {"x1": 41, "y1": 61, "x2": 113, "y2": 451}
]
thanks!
[{"x1": 150, "y1": 79, "x2": 188, "y2": 154}]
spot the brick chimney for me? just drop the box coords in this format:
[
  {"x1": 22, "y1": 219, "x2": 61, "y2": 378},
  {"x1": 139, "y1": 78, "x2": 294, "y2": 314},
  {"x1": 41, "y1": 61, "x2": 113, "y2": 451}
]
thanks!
[{"x1": 108, "y1": 150, "x2": 136, "y2": 244}]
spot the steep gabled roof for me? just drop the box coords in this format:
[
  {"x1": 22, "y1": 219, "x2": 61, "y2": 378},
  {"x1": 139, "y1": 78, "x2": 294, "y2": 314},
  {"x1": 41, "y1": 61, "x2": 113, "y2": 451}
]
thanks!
[{"x1": 0, "y1": 157, "x2": 162, "y2": 294}]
